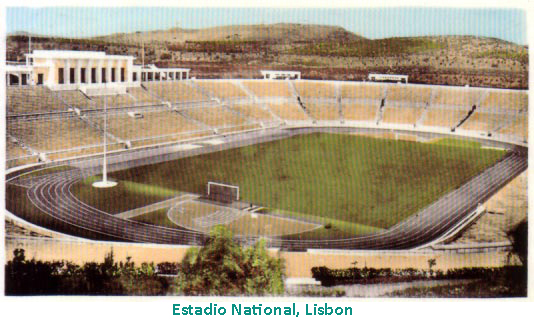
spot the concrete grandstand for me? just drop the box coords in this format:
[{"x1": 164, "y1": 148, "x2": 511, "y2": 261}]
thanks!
[{"x1": 5, "y1": 53, "x2": 528, "y2": 252}]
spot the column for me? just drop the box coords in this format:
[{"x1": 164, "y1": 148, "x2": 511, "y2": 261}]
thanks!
[
  {"x1": 106, "y1": 62, "x2": 112, "y2": 84},
  {"x1": 86, "y1": 59, "x2": 92, "y2": 84},
  {"x1": 178, "y1": 71, "x2": 182, "y2": 80},
  {"x1": 127, "y1": 60, "x2": 133, "y2": 83},
  {"x1": 96, "y1": 59, "x2": 103, "y2": 83},
  {"x1": 46, "y1": 60, "x2": 54, "y2": 86},
  {"x1": 75, "y1": 60, "x2": 81, "y2": 84},
  {"x1": 64, "y1": 59, "x2": 70, "y2": 85},
  {"x1": 114, "y1": 61, "x2": 120, "y2": 83}
]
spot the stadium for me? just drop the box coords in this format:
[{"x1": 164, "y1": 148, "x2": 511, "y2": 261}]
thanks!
[{"x1": 5, "y1": 50, "x2": 528, "y2": 253}]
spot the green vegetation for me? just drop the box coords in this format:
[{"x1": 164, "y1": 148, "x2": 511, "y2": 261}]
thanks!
[
  {"x1": 101, "y1": 133, "x2": 505, "y2": 229},
  {"x1": 5, "y1": 228, "x2": 285, "y2": 296},
  {"x1": 174, "y1": 226, "x2": 285, "y2": 296},
  {"x1": 168, "y1": 40, "x2": 272, "y2": 54},
  {"x1": 272, "y1": 208, "x2": 383, "y2": 239},
  {"x1": 386, "y1": 275, "x2": 527, "y2": 297},
  {"x1": 472, "y1": 49, "x2": 528, "y2": 64},
  {"x1": 311, "y1": 265, "x2": 526, "y2": 294},
  {"x1": 288, "y1": 38, "x2": 444, "y2": 57},
  {"x1": 5, "y1": 248, "x2": 171, "y2": 295},
  {"x1": 299, "y1": 288, "x2": 346, "y2": 297},
  {"x1": 429, "y1": 138, "x2": 483, "y2": 148}
]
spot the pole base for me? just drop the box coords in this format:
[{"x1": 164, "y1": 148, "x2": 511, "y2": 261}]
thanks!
[{"x1": 92, "y1": 180, "x2": 117, "y2": 188}]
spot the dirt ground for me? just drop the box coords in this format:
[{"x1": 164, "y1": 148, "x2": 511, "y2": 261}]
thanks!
[{"x1": 450, "y1": 171, "x2": 527, "y2": 244}]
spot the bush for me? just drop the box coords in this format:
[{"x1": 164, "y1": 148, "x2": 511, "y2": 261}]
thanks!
[{"x1": 174, "y1": 226, "x2": 285, "y2": 296}]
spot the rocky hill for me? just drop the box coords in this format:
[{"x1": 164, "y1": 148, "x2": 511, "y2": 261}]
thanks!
[{"x1": 6, "y1": 23, "x2": 528, "y2": 89}]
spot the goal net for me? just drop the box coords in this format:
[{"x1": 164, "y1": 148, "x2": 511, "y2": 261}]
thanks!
[{"x1": 206, "y1": 182, "x2": 240, "y2": 203}]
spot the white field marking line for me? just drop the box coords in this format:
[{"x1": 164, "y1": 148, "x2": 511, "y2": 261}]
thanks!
[
  {"x1": 194, "y1": 209, "x2": 246, "y2": 228},
  {"x1": 232, "y1": 214, "x2": 325, "y2": 239},
  {"x1": 255, "y1": 212, "x2": 323, "y2": 229},
  {"x1": 115, "y1": 194, "x2": 197, "y2": 219},
  {"x1": 167, "y1": 200, "x2": 246, "y2": 231}
]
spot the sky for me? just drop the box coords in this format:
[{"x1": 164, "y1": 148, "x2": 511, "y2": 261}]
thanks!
[{"x1": 5, "y1": 7, "x2": 528, "y2": 45}]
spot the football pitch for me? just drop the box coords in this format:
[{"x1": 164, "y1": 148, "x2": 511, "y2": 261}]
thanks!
[{"x1": 71, "y1": 133, "x2": 506, "y2": 237}]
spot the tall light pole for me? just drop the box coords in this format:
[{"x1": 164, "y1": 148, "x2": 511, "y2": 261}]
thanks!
[
  {"x1": 93, "y1": 96, "x2": 117, "y2": 188},
  {"x1": 136, "y1": 31, "x2": 144, "y2": 68}
]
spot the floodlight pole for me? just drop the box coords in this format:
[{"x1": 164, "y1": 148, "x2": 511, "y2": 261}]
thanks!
[
  {"x1": 102, "y1": 96, "x2": 108, "y2": 182},
  {"x1": 93, "y1": 96, "x2": 117, "y2": 188}
]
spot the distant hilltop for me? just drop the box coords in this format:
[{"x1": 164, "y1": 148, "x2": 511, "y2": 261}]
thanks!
[{"x1": 94, "y1": 23, "x2": 365, "y2": 44}]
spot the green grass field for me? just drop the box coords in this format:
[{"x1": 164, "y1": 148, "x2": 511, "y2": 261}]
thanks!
[{"x1": 70, "y1": 133, "x2": 505, "y2": 232}]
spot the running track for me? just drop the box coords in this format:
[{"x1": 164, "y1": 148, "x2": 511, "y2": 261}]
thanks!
[{"x1": 18, "y1": 150, "x2": 527, "y2": 250}]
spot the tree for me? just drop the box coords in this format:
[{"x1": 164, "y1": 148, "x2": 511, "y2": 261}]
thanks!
[
  {"x1": 507, "y1": 220, "x2": 527, "y2": 267},
  {"x1": 174, "y1": 226, "x2": 285, "y2": 296},
  {"x1": 428, "y1": 258, "x2": 437, "y2": 272}
]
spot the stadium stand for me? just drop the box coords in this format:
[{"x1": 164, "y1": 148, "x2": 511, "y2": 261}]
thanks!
[
  {"x1": 459, "y1": 108, "x2": 512, "y2": 133},
  {"x1": 180, "y1": 106, "x2": 250, "y2": 128},
  {"x1": 225, "y1": 104, "x2": 278, "y2": 122},
  {"x1": 479, "y1": 91, "x2": 528, "y2": 111},
  {"x1": 57, "y1": 90, "x2": 97, "y2": 110},
  {"x1": 386, "y1": 85, "x2": 432, "y2": 103},
  {"x1": 88, "y1": 111, "x2": 203, "y2": 142},
  {"x1": 303, "y1": 103, "x2": 341, "y2": 120},
  {"x1": 382, "y1": 106, "x2": 424, "y2": 125},
  {"x1": 496, "y1": 113, "x2": 528, "y2": 141},
  {"x1": 143, "y1": 82, "x2": 207, "y2": 103},
  {"x1": 89, "y1": 94, "x2": 137, "y2": 108},
  {"x1": 7, "y1": 86, "x2": 70, "y2": 115},
  {"x1": 294, "y1": 82, "x2": 337, "y2": 98},
  {"x1": 126, "y1": 87, "x2": 163, "y2": 105},
  {"x1": 5, "y1": 139, "x2": 39, "y2": 167},
  {"x1": 421, "y1": 107, "x2": 467, "y2": 128},
  {"x1": 242, "y1": 81, "x2": 294, "y2": 97},
  {"x1": 342, "y1": 103, "x2": 379, "y2": 122},
  {"x1": 6, "y1": 138, "x2": 31, "y2": 160},
  {"x1": 266, "y1": 103, "x2": 311, "y2": 120},
  {"x1": 3, "y1": 82, "x2": 528, "y2": 169},
  {"x1": 432, "y1": 87, "x2": 484, "y2": 107},
  {"x1": 195, "y1": 81, "x2": 249, "y2": 99},
  {"x1": 7, "y1": 117, "x2": 104, "y2": 152},
  {"x1": 341, "y1": 83, "x2": 385, "y2": 100},
  {"x1": 48, "y1": 144, "x2": 125, "y2": 161}
]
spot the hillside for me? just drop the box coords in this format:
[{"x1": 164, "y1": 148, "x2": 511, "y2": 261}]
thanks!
[
  {"x1": 97, "y1": 23, "x2": 364, "y2": 44},
  {"x1": 6, "y1": 23, "x2": 528, "y2": 89}
]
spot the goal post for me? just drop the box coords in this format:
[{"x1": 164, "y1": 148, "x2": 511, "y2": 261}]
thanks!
[{"x1": 207, "y1": 181, "x2": 240, "y2": 203}]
